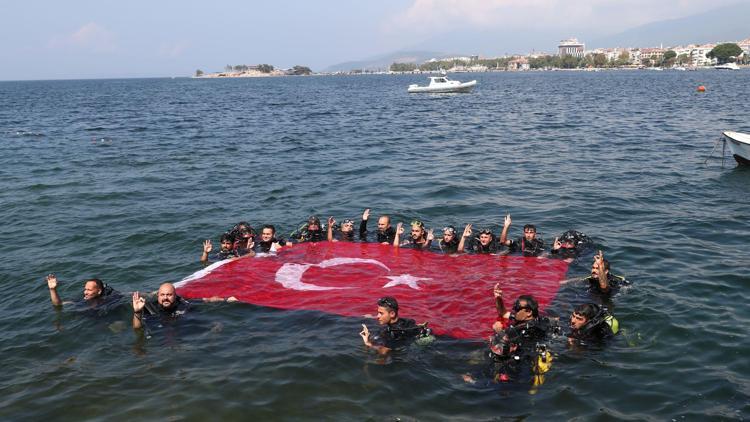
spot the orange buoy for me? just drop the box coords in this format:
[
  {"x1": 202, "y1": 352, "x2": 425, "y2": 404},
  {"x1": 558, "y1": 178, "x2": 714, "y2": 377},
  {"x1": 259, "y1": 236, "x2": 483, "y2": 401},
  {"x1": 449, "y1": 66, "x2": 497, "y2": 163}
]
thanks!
[{"x1": 697, "y1": 85, "x2": 706, "y2": 92}]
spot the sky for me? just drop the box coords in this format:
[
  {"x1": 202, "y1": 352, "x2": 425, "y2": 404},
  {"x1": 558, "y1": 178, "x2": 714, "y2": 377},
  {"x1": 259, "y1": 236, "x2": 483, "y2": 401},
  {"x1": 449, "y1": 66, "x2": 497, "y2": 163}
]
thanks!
[{"x1": 0, "y1": 0, "x2": 744, "y2": 80}]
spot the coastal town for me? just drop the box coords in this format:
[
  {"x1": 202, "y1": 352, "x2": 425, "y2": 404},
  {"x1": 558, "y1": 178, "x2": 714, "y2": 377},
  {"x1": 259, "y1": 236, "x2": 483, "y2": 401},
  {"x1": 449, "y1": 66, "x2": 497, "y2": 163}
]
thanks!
[
  {"x1": 386, "y1": 37, "x2": 750, "y2": 73},
  {"x1": 196, "y1": 36, "x2": 750, "y2": 78}
]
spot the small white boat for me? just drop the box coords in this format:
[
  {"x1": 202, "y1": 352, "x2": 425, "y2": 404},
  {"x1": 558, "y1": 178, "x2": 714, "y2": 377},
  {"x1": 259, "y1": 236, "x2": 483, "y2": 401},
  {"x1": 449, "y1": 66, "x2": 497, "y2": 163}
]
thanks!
[
  {"x1": 714, "y1": 62, "x2": 740, "y2": 70},
  {"x1": 723, "y1": 131, "x2": 750, "y2": 164},
  {"x1": 407, "y1": 76, "x2": 477, "y2": 93}
]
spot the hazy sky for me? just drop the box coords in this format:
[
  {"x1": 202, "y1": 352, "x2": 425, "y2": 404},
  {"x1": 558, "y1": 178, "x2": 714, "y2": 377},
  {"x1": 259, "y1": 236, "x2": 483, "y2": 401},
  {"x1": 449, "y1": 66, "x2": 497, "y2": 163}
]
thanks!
[{"x1": 0, "y1": 0, "x2": 742, "y2": 80}]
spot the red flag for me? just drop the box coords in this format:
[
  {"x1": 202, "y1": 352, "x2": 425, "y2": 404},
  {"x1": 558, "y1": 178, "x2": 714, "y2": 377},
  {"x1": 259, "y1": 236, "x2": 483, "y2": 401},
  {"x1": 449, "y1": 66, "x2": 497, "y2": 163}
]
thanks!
[{"x1": 176, "y1": 242, "x2": 568, "y2": 340}]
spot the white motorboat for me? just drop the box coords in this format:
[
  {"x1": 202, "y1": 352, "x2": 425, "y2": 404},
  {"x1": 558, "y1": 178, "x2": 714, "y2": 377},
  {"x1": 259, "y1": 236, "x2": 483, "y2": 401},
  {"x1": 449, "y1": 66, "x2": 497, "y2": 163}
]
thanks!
[
  {"x1": 723, "y1": 131, "x2": 750, "y2": 164},
  {"x1": 407, "y1": 76, "x2": 477, "y2": 93},
  {"x1": 714, "y1": 62, "x2": 740, "y2": 70}
]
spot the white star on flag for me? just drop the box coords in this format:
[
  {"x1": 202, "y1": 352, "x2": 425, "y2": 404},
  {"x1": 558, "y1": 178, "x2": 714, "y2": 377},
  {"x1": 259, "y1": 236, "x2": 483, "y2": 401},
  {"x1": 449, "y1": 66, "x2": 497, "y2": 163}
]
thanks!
[{"x1": 382, "y1": 274, "x2": 431, "y2": 290}]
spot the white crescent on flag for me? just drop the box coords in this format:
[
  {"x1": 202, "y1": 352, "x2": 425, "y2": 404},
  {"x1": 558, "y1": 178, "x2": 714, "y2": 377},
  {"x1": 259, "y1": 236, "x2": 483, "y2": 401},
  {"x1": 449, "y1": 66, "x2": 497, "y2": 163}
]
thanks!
[{"x1": 274, "y1": 257, "x2": 390, "y2": 291}]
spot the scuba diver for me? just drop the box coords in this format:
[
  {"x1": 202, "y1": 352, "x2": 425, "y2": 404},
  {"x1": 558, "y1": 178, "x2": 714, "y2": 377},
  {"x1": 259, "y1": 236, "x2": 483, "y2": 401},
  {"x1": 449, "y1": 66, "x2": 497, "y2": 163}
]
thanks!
[
  {"x1": 290, "y1": 215, "x2": 326, "y2": 243},
  {"x1": 358, "y1": 209, "x2": 396, "y2": 244},
  {"x1": 131, "y1": 282, "x2": 190, "y2": 330},
  {"x1": 359, "y1": 296, "x2": 431, "y2": 355},
  {"x1": 200, "y1": 232, "x2": 240, "y2": 263},
  {"x1": 567, "y1": 302, "x2": 619, "y2": 346},
  {"x1": 586, "y1": 251, "x2": 628, "y2": 299},
  {"x1": 472, "y1": 285, "x2": 556, "y2": 385},
  {"x1": 327, "y1": 216, "x2": 356, "y2": 242},
  {"x1": 228, "y1": 221, "x2": 256, "y2": 256},
  {"x1": 499, "y1": 214, "x2": 545, "y2": 257},
  {"x1": 393, "y1": 220, "x2": 433, "y2": 250},
  {"x1": 45, "y1": 273, "x2": 122, "y2": 310},
  {"x1": 438, "y1": 226, "x2": 464, "y2": 254},
  {"x1": 471, "y1": 227, "x2": 502, "y2": 254},
  {"x1": 550, "y1": 230, "x2": 593, "y2": 260},
  {"x1": 255, "y1": 224, "x2": 286, "y2": 252}
]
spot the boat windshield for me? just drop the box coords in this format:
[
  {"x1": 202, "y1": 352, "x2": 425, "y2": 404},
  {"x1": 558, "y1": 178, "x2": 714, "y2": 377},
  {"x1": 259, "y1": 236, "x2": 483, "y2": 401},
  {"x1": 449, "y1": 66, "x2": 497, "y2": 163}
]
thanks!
[{"x1": 433, "y1": 78, "x2": 446, "y2": 83}]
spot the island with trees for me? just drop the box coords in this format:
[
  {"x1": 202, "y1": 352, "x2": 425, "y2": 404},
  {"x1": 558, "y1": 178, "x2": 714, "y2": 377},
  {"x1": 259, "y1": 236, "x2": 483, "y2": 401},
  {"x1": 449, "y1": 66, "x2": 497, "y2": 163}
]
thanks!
[{"x1": 194, "y1": 64, "x2": 312, "y2": 78}]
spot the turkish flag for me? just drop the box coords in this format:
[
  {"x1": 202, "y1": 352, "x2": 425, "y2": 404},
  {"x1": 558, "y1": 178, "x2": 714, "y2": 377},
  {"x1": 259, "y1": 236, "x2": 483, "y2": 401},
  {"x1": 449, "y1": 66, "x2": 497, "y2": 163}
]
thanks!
[{"x1": 176, "y1": 242, "x2": 568, "y2": 340}]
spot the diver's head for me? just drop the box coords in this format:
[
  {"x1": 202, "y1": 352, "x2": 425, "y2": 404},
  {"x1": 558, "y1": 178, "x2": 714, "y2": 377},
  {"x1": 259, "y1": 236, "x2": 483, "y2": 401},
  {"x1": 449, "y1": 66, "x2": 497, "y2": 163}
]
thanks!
[
  {"x1": 571, "y1": 303, "x2": 599, "y2": 330},
  {"x1": 591, "y1": 258, "x2": 611, "y2": 278},
  {"x1": 157, "y1": 283, "x2": 177, "y2": 309},
  {"x1": 219, "y1": 233, "x2": 234, "y2": 251},
  {"x1": 376, "y1": 296, "x2": 399, "y2": 325},
  {"x1": 236, "y1": 224, "x2": 255, "y2": 242},
  {"x1": 261, "y1": 225, "x2": 275, "y2": 242},
  {"x1": 410, "y1": 220, "x2": 425, "y2": 240},
  {"x1": 523, "y1": 224, "x2": 537, "y2": 241},
  {"x1": 83, "y1": 278, "x2": 104, "y2": 300},
  {"x1": 478, "y1": 228, "x2": 493, "y2": 246},
  {"x1": 341, "y1": 219, "x2": 354, "y2": 234},
  {"x1": 307, "y1": 216, "x2": 321, "y2": 232},
  {"x1": 442, "y1": 226, "x2": 456, "y2": 243},
  {"x1": 512, "y1": 295, "x2": 539, "y2": 322},
  {"x1": 377, "y1": 216, "x2": 391, "y2": 233}
]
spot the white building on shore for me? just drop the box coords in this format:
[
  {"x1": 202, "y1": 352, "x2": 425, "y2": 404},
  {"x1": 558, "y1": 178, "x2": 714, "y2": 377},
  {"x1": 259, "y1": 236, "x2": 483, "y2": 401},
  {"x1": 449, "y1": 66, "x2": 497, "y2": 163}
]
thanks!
[{"x1": 558, "y1": 38, "x2": 585, "y2": 58}]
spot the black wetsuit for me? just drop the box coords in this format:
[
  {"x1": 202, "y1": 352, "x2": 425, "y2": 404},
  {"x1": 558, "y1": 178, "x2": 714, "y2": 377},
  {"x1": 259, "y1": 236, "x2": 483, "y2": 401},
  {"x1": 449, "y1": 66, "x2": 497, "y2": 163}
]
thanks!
[
  {"x1": 472, "y1": 237, "x2": 501, "y2": 254},
  {"x1": 211, "y1": 249, "x2": 239, "y2": 261},
  {"x1": 74, "y1": 287, "x2": 124, "y2": 315},
  {"x1": 142, "y1": 296, "x2": 190, "y2": 320},
  {"x1": 586, "y1": 274, "x2": 624, "y2": 298},
  {"x1": 508, "y1": 237, "x2": 545, "y2": 257},
  {"x1": 369, "y1": 318, "x2": 425, "y2": 350},
  {"x1": 403, "y1": 237, "x2": 430, "y2": 250},
  {"x1": 255, "y1": 237, "x2": 287, "y2": 253},
  {"x1": 331, "y1": 230, "x2": 356, "y2": 242},
  {"x1": 489, "y1": 317, "x2": 552, "y2": 381},
  {"x1": 359, "y1": 219, "x2": 396, "y2": 244},
  {"x1": 292, "y1": 226, "x2": 326, "y2": 243},
  {"x1": 439, "y1": 238, "x2": 459, "y2": 253},
  {"x1": 568, "y1": 318, "x2": 615, "y2": 346}
]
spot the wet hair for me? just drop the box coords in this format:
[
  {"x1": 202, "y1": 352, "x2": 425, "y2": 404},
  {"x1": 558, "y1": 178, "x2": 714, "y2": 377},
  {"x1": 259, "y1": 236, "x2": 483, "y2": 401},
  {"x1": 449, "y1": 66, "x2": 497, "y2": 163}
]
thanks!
[
  {"x1": 85, "y1": 278, "x2": 105, "y2": 293},
  {"x1": 307, "y1": 216, "x2": 321, "y2": 226},
  {"x1": 377, "y1": 296, "x2": 399, "y2": 315},
  {"x1": 220, "y1": 233, "x2": 235, "y2": 244},
  {"x1": 514, "y1": 295, "x2": 539, "y2": 317},
  {"x1": 523, "y1": 224, "x2": 536, "y2": 232},
  {"x1": 378, "y1": 215, "x2": 390, "y2": 224},
  {"x1": 574, "y1": 303, "x2": 600, "y2": 321},
  {"x1": 261, "y1": 224, "x2": 276, "y2": 234},
  {"x1": 601, "y1": 259, "x2": 611, "y2": 272}
]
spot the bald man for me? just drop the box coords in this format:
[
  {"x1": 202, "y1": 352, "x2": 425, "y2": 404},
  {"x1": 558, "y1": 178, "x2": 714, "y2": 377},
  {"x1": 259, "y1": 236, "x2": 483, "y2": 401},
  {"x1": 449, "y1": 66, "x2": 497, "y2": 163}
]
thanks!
[{"x1": 131, "y1": 282, "x2": 190, "y2": 329}]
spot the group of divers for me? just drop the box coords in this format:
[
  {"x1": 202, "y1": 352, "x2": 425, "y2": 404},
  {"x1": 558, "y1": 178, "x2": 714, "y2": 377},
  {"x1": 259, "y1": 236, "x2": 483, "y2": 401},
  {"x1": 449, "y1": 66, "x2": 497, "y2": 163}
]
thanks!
[{"x1": 46, "y1": 208, "x2": 628, "y2": 387}]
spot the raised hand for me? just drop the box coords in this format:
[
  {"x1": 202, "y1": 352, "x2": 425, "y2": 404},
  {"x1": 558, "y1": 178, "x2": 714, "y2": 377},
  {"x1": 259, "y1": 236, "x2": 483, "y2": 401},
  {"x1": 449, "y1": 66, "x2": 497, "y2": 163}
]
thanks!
[
  {"x1": 203, "y1": 239, "x2": 213, "y2": 254},
  {"x1": 328, "y1": 216, "x2": 335, "y2": 227},
  {"x1": 46, "y1": 274, "x2": 58, "y2": 290},
  {"x1": 503, "y1": 213, "x2": 512, "y2": 228},
  {"x1": 493, "y1": 282, "x2": 503, "y2": 300},
  {"x1": 359, "y1": 324, "x2": 370, "y2": 342},
  {"x1": 132, "y1": 291, "x2": 146, "y2": 313},
  {"x1": 426, "y1": 229, "x2": 434, "y2": 242},
  {"x1": 396, "y1": 222, "x2": 404, "y2": 235},
  {"x1": 553, "y1": 237, "x2": 561, "y2": 250},
  {"x1": 362, "y1": 208, "x2": 370, "y2": 221},
  {"x1": 462, "y1": 224, "x2": 473, "y2": 238}
]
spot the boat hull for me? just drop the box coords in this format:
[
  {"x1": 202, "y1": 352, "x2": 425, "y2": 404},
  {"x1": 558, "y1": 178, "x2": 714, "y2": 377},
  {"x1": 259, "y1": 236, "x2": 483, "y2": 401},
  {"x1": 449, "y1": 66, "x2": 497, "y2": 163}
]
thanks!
[
  {"x1": 723, "y1": 131, "x2": 750, "y2": 165},
  {"x1": 408, "y1": 80, "x2": 477, "y2": 93}
]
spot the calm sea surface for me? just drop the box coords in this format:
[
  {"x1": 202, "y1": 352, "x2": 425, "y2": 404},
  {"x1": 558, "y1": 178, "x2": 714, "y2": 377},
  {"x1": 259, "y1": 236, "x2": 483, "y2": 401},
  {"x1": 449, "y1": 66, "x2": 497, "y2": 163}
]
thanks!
[{"x1": 0, "y1": 71, "x2": 748, "y2": 421}]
